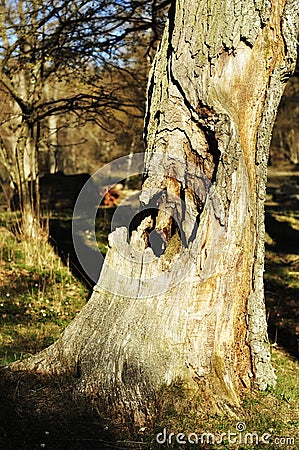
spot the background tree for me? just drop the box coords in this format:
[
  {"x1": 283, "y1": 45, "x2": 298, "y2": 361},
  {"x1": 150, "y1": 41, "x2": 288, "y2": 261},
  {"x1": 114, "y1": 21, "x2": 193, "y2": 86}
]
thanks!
[
  {"x1": 0, "y1": 0, "x2": 169, "y2": 237},
  {"x1": 41, "y1": 47, "x2": 150, "y2": 174},
  {"x1": 11, "y1": 0, "x2": 299, "y2": 428},
  {"x1": 270, "y1": 57, "x2": 299, "y2": 165}
]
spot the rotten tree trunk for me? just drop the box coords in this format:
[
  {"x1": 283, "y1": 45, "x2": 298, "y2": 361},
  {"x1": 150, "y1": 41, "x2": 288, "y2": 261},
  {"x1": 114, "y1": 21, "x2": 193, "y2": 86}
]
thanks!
[{"x1": 11, "y1": 0, "x2": 299, "y2": 425}]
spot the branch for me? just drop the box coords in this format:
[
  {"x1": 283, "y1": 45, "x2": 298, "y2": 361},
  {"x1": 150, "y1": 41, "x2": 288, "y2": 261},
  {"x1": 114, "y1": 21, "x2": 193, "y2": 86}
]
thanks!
[{"x1": 33, "y1": 91, "x2": 143, "y2": 122}]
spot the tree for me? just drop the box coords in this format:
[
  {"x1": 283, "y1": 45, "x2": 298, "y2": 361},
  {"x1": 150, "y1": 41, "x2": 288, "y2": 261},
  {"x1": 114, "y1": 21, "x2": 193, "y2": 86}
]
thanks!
[
  {"x1": 51, "y1": 48, "x2": 151, "y2": 173},
  {"x1": 0, "y1": 0, "x2": 169, "y2": 238},
  {"x1": 11, "y1": 0, "x2": 299, "y2": 426},
  {"x1": 270, "y1": 57, "x2": 299, "y2": 164}
]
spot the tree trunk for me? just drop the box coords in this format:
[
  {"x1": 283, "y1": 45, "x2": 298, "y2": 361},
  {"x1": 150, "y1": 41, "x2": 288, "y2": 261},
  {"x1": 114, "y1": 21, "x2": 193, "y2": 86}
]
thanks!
[
  {"x1": 11, "y1": 0, "x2": 299, "y2": 426},
  {"x1": 270, "y1": 57, "x2": 299, "y2": 165},
  {"x1": 8, "y1": 69, "x2": 42, "y2": 239},
  {"x1": 45, "y1": 82, "x2": 58, "y2": 174},
  {"x1": 15, "y1": 120, "x2": 40, "y2": 239}
]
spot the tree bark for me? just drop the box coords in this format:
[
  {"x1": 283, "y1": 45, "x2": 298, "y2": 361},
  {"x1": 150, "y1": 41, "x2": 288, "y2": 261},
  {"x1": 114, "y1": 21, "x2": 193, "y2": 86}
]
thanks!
[{"x1": 11, "y1": 0, "x2": 299, "y2": 426}]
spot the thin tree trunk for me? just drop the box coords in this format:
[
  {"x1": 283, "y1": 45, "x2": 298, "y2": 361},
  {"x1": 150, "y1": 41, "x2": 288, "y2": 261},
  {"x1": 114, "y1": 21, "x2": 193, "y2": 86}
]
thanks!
[
  {"x1": 45, "y1": 82, "x2": 58, "y2": 174},
  {"x1": 11, "y1": 0, "x2": 299, "y2": 426},
  {"x1": 12, "y1": 69, "x2": 41, "y2": 239},
  {"x1": 15, "y1": 120, "x2": 39, "y2": 239}
]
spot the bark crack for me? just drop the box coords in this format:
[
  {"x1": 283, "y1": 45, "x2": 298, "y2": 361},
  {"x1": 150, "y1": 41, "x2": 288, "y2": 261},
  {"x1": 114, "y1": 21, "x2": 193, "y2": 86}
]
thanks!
[
  {"x1": 168, "y1": 54, "x2": 221, "y2": 182},
  {"x1": 129, "y1": 187, "x2": 185, "y2": 256}
]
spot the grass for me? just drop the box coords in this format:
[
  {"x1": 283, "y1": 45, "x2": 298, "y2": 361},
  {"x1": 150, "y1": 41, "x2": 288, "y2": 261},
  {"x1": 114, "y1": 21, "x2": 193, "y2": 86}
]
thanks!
[
  {"x1": 0, "y1": 202, "x2": 298, "y2": 448},
  {"x1": 0, "y1": 223, "x2": 89, "y2": 366}
]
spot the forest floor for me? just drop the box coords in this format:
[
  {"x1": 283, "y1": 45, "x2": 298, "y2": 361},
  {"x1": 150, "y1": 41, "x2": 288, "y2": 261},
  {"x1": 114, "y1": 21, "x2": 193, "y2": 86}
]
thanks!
[{"x1": 0, "y1": 169, "x2": 298, "y2": 449}]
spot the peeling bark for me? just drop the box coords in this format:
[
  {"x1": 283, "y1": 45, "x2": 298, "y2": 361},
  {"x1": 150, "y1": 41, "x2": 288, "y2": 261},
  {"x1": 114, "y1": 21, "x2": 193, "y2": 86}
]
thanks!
[{"x1": 11, "y1": 0, "x2": 299, "y2": 426}]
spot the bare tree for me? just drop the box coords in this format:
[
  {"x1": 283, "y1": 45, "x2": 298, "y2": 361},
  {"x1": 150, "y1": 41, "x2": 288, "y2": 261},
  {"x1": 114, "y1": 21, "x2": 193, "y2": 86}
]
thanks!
[
  {"x1": 11, "y1": 0, "x2": 299, "y2": 427},
  {"x1": 0, "y1": 0, "x2": 170, "y2": 237}
]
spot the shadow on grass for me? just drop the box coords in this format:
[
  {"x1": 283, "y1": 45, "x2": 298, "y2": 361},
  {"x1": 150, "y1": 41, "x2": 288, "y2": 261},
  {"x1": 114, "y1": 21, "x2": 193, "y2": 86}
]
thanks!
[
  {"x1": 265, "y1": 212, "x2": 299, "y2": 254},
  {"x1": 265, "y1": 209, "x2": 299, "y2": 358},
  {"x1": 0, "y1": 369, "x2": 136, "y2": 450},
  {"x1": 48, "y1": 207, "x2": 118, "y2": 290},
  {"x1": 265, "y1": 278, "x2": 299, "y2": 358}
]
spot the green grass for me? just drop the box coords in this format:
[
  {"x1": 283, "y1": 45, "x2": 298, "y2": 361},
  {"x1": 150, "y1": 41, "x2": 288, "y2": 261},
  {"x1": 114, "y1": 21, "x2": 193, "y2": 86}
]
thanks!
[{"x1": 0, "y1": 223, "x2": 89, "y2": 366}]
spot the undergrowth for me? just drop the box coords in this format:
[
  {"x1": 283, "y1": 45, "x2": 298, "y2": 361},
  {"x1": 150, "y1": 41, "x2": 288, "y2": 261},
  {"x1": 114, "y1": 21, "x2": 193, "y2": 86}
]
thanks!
[{"x1": 0, "y1": 223, "x2": 89, "y2": 366}]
